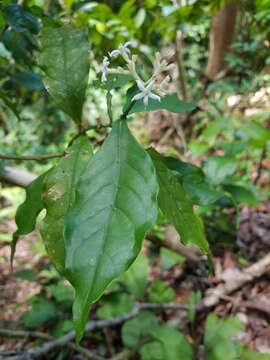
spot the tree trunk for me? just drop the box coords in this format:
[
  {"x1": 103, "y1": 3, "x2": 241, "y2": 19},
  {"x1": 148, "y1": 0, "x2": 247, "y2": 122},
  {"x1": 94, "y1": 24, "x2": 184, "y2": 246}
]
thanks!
[{"x1": 205, "y1": 1, "x2": 238, "y2": 80}]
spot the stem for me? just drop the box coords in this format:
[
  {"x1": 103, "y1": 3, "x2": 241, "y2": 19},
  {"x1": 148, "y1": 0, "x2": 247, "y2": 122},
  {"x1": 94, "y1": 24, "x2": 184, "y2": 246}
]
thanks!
[
  {"x1": 175, "y1": 29, "x2": 188, "y2": 102},
  {"x1": 121, "y1": 101, "x2": 136, "y2": 120},
  {"x1": 0, "y1": 152, "x2": 67, "y2": 162}
]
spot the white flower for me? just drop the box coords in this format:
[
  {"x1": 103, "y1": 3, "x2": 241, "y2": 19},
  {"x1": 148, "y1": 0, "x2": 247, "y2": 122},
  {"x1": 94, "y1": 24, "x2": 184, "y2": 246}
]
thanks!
[
  {"x1": 101, "y1": 56, "x2": 110, "y2": 82},
  {"x1": 109, "y1": 41, "x2": 134, "y2": 58},
  {"x1": 131, "y1": 79, "x2": 161, "y2": 106}
]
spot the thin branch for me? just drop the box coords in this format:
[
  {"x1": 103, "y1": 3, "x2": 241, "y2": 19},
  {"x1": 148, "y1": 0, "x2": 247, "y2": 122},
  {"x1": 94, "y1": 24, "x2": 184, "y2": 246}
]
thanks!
[
  {"x1": 0, "y1": 123, "x2": 112, "y2": 162},
  {"x1": 0, "y1": 329, "x2": 102, "y2": 360},
  {"x1": 2, "y1": 302, "x2": 187, "y2": 360},
  {"x1": 68, "y1": 123, "x2": 111, "y2": 147},
  {"x1": 0, "y1": 152, "x2": 67, "y2": 162}
]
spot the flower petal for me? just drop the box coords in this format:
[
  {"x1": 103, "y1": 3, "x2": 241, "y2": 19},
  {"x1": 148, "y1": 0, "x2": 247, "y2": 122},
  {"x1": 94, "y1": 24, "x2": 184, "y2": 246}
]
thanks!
[
  {"x1": 109, "y1": 50, "x2": 120, "y2": 57},
  {"x1": 146, "y1": 80, "x2": 155, "y2": 91},
  {"x1": 143, "y1": 95, "x2": 149, "y2": 106},
  {"x1": 149, "y1": 92, "x2": 161, "y2": 102},
  {"x1": 131, "y1": 92, "x2": 144, "y2": 101},
  {"x1": 136, "y1": 79, "x2": 145, "y2": 92}
]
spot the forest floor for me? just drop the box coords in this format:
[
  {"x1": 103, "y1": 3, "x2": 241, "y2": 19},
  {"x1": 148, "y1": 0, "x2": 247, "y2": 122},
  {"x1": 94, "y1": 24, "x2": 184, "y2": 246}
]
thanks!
[{"x1": 1, "y1": 199, "x2": 270, "y2": 358}]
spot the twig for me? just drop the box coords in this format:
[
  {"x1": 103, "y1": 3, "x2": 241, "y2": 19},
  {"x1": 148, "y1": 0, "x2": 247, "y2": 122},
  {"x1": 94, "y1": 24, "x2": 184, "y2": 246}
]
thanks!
[
  {"x1": 68, "y1": 123, "x2": 111, "y2": 146},
  {"x1": 199, "y1": 253, "x2": 270, "y2": 309},
  {"x1": 0, "y1": 329, "x2": 102, "y2": 360},
  {"x1": 1, "y1": 303, "x2": 187, "y2": 360},
  {"x1": 0, "y1": 152, "x2": 67, "y2": 162}
]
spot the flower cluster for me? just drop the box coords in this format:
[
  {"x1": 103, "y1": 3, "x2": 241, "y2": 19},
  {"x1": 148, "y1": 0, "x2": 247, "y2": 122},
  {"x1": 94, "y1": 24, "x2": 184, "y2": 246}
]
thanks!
[{"x1": 100, "y1": 41, "x2": 174, "y2": 105}]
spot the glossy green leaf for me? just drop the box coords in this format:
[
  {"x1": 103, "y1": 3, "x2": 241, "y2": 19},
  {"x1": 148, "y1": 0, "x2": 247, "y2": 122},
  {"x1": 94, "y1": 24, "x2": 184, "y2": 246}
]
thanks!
[
  {"x1": 122, "y1": 311, "x2": 157, "y2": 348},
  {"x1": 11, "y1": 171, "x2": 48, "y2": 266},
  {"x1": 120, "y1": 253, "x2": 149, "y2": 297},
  {"x1": 204, "y1": 313, "x2": 244, "y2": 360},
  {"x1": 41, "y1": 137, "x2": 92, "y2": 274},
  {"x1": 123, "y1": 86, "x2": 196, "y2": 114},
  {"x1": 64, "y1": 120, "x2": 158, "y2": 342},
  {"x1": 38, "y1": 26, "x2": 89, "y2": 124},
  {"x1": 148, "y1": 148, "x2": 209, "y2": 253},
  {"x1": 204, "y1": 156, "x2": 237, "y2": 185}
]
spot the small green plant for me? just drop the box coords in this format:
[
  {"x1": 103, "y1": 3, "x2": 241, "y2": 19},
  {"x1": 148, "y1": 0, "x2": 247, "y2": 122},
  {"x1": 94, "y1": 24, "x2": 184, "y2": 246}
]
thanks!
[{"x1": 11, "y1": 26, "x2": 210, "y2": 342}]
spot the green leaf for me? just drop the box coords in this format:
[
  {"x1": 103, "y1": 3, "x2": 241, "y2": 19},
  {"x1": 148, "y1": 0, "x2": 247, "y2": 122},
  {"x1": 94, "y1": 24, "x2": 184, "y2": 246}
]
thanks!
[
  {"x1": 239, "y1": 344, "x2": 270, "y2": 360},
  {"x1": 140, "y1": 324, "x2": 194, "y2": 360},
  {"x1": 21, "y1": 298, "x2": 57, "y2": 328},
  {"x1": 94, "y1": 73, "x2": 133, "y2": 91},
  {"x1": 224, "y1": 185, "x2": 258, "y2": 207},
  {"x1": 97, "y1": 293, "x2": 135, "y2": 319},
  {"x1": 10, "y1": 71, "x2": 44, "y2": 91},
  {"x1": 12, "y1": 171, "x2": 48, "y2": 266},
  {"x1": 204, "y1": 313, "x2": 244, "y2": 360},
  {"x1": 204, "y1": 156, "x2": 237, "y2": 185},
  {"x1": 241, "y1": 122, "x2": 270, "y2": 143},
  {"x1": 165, "y1": 156, "x2": 223, "y2": 206},
  {"x1": 64, "y1": 120, "x2": 158, "y2": 342},
  {"x1": 3, "y1": 4, "x2": 40, "y2": 33},
  {"x1": 0, "y1": 90, "x2": 20, "y2": 120},
  {"x1": 148, "y1": 148, "x2": 209, "y2": 253},
  {"x1": 124, "y1": 86, "x2": 196, "y2": 114},
  {"x1": 12, "y1": 269, "x2": 37, "y2": 282},
  {"x1": 41, "y1": 137, "x2": 92, "y2": 275},
  {"x1": 49, "y1": 283, "x2": 74, "y2": 308},
  {"x1": 160, "y1": 247, "x2": 185, "y2": 270},
  {"x1": 149, "y1": 281, "x2": 175, "y2": 303},
  {"x1": 183, "y1": 183, "x2": 224, "y2": 206},
  {"x1": 140, "y1": 342, "x2": 163, "y2": 360},
  {"x1": 187, "y1": 291, "x2": 201, "y2": 324},
  {"x1": 120, "y1": 253, "x2": 149, "y2": 297},
  {"x1": 122, "y1": 311, "x2": 157, "y2": 348},
  {"x1": 38, "y1": 25, "x2": 89, "y2": 124}
]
